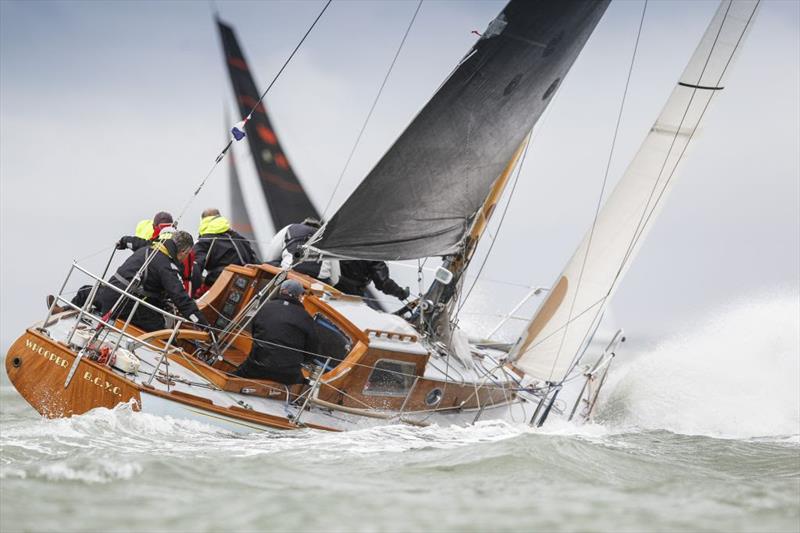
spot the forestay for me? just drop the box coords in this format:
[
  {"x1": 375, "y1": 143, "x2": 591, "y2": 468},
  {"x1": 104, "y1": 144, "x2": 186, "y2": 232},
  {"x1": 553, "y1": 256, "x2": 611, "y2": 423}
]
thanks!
[
  {"x1": 312, "y1": 0, "x2": 609, "y2": 261},
  {"x1": 511, "y1": 0, "x2": 760, "y2": 383}
]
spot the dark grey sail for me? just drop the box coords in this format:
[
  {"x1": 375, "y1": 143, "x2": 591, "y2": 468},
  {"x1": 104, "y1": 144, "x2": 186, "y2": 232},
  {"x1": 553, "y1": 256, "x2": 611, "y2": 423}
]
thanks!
[
  {"x1": 217, "y1": 18, "x2": 320, "y2": 231},
  {"x1": 227, "y1": 128, "x2": 262, "y2": 257},
  {"x1": 313, "y1": 0, "x2": 609, "y2": 261}
]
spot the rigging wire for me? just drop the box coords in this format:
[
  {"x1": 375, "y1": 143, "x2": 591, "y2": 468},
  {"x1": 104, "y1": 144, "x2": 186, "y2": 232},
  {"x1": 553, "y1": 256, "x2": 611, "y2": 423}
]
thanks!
[
  {"x1": 545, "y1": 0, "x2": 648, "y2": 381},
  {"x1": 176, "y1": 0, "x2": 333, "y2": 223},
  {"x1": 559, "y1": 0, "x2": 759, "y2": 380},
  {"x1": 321, "y1": 0, "x2": 424, "y2": 219},
  {"x1": 81, "y1": 1, "x2": 333, "y2": 357}
]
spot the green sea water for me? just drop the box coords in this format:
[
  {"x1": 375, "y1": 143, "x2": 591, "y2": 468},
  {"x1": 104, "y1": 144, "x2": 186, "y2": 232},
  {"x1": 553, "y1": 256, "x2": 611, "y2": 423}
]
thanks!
[{"x1": 2, "y1": 295, "x2": 799, "y2": 532}]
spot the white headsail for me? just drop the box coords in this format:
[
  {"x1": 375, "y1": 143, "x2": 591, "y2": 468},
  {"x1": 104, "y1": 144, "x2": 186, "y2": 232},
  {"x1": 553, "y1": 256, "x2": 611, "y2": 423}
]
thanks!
[{"x1": 510, "y1": 0, "x2": 760, "y2": 383}]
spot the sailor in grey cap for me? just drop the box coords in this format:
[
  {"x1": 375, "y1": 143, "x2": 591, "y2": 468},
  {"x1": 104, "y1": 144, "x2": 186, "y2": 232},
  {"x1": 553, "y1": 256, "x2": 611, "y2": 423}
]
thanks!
[
  {"x1": 233, "y1": 278, "x2": 318, "y2": 384},
  {"x1": 279, "y1": 279, "x2": 305, "y2": 301}
]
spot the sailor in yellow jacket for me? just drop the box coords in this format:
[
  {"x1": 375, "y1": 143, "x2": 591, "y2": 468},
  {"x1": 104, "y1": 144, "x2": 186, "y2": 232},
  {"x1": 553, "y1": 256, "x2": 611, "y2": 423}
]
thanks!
[{"x1": 191, "y1": 208, "x2": 259, "y2": 297}]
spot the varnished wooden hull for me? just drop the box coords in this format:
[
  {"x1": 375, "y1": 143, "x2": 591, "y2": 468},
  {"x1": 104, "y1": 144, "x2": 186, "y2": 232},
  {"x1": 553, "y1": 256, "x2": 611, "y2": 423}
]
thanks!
[
  {"x1": 5, "y1": 330, "x2": 141, "y2": 418},
  {"x1": 4, "y1": 329, "x2": 329, "y2": 432}
]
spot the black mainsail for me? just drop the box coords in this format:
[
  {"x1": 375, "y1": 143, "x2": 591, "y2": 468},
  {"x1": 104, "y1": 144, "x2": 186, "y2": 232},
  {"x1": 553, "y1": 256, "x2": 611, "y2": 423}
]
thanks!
[
  {"x1": 217, "y1": 18, "x2": 320, "y2": 232},
  {"x1": 312, "y1": 0, "x2": 609, "y2": 261}
]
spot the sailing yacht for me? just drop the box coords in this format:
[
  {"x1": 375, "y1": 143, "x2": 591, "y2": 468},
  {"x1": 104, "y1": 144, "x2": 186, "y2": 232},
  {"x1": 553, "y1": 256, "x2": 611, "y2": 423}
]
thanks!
[{"x1": 5, "y1": 0, "x2": 759, "y2": 433}]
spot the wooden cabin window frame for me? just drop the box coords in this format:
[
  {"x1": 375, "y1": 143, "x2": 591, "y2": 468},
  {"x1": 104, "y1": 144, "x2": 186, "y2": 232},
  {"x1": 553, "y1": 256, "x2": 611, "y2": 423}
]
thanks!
[{"x1": 363, "y1": 359, "x2": 417, "y2": 397}]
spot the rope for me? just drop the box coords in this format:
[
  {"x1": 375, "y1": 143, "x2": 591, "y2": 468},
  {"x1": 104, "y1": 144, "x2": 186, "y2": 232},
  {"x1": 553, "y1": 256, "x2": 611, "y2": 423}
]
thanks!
[
  {"x1": 321, "y1": 0, "x2": 424, "y2": 219},
  {"x1": 546, "y1": 0, "x2": 648, "y2": 381},
  {"x1": 75, "y1": 245, "x2": 116, "y2": 263},
  {"x1": 176, "y1": 0, "x2": 332, "y2": 223}
]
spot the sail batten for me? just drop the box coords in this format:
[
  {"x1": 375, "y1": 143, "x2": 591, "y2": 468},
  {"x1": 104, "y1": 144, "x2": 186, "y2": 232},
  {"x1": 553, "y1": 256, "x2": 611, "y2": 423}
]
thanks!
[
  {"x1": 511, "y1": 0, "x2": 761, "y2": 384},
  {"x1": 313, "y1": 0, "x2": 610, "y2": 261}
]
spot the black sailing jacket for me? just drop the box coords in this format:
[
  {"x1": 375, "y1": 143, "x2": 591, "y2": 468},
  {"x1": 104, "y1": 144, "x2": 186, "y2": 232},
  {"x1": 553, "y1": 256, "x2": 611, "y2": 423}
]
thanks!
[
  {"x1": 335, "y1": 260, "x2": 406, "y2": 299},
  {"x1": 192, "y1": 229, "x2": 258, "y2": 290},
  {"x1": 247, "y1": 296, "x2": 318, "y2": 373},
  {"x1": 99, "y1": 240, "x2": 205, "y2": 325}
]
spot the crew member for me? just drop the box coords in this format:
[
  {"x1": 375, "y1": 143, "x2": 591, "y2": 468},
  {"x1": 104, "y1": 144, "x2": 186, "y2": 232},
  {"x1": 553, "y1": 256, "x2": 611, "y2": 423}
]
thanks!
[
  {"x1": 191, "y1": 208, "x2": 259, "y2": 297},
  {"x1": 233, "y1": 280, "x2": 318, "y2": 384},
  {"x1": 95, "y1": 231, "x2": 209, "y2": 332},
  {"x1": 335, "y1": 260, "x2": 410, "y2": 302},
  {"x1": 263, "y1": 218, "x2": 339, "y2": 285},
  {"x1": 116, "y1": 211, "x2": 175, "y2": 251}
]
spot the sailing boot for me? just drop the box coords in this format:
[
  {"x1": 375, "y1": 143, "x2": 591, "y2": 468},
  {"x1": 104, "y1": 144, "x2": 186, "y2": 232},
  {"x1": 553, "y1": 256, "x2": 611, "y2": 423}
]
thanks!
[{"x1": 46, "y1": 295, "x2": 66, "y2": 314}]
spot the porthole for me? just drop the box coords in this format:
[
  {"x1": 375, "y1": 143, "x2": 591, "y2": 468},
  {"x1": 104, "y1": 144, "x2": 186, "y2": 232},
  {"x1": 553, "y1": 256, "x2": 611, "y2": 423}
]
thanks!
[{"x1": 425, "y1": 388, "x2": 443, "y2": 406}]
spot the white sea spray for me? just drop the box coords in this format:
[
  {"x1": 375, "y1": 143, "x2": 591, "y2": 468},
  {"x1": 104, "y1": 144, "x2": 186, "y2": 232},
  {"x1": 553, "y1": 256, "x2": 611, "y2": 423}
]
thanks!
[{"x1": 598, "y1": 288, "x2": 800, "y2": 439}]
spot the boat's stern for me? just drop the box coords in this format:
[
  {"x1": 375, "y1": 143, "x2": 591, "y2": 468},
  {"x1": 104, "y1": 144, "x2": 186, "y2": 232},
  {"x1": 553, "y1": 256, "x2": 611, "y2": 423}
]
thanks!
[{"x1": 5, "y1": 328, "x2": 141, "y2": 418}]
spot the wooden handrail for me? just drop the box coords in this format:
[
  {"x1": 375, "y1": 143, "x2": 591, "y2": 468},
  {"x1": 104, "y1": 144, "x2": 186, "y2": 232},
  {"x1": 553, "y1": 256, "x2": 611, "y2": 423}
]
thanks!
[{"x1": 136, "y1": 329, "x2": 210, "y2": 344}]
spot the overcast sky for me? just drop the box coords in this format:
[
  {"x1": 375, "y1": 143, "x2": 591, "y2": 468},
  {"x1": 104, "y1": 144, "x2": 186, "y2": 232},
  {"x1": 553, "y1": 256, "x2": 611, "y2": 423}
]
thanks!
[{"x1": 1, "y1": 0, "x2": 798, "y2": 349}]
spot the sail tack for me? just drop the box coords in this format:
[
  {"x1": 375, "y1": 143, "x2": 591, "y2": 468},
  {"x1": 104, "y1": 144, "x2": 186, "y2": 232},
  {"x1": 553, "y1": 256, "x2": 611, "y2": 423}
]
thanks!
[
  {"x1": 312, "y1": 0, "x2": 609, "y2": 261},
  {"x1": 511, "y1": 0, "x2": 760, "y2": 383},
  {"x1": 217, "y1": 19, "x2": 320, "y2": 232}
]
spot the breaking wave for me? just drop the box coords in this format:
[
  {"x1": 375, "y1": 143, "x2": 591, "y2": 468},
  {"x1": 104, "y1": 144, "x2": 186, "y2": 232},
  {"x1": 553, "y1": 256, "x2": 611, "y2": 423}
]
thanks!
[{"x1": 597, "y1": 288, "x2": 800, "y2": 439}]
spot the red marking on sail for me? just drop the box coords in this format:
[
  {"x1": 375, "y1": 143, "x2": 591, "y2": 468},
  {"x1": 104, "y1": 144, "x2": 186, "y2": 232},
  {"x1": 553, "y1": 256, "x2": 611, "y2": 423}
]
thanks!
[
  {"x1": 228, "y1": 57, "x2": 248, "y2": 71},
  {"x1": 256, "y1": 124, "x2": 277, "y2": 145},
  {"x1": 237, "y1": 95, "x2": 266, "y2": 115},
  {"x1": 274, "y1": 153, "x2": 289, "y2": 170},
  {"x1": 260, "y1": 170, "x2": 302, "y2": 193}
]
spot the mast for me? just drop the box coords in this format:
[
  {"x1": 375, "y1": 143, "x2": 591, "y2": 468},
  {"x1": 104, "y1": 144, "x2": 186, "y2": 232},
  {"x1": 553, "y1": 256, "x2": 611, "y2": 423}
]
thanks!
[{"x1": 422, "y1": 136, "x2": 529, "y2": 337}]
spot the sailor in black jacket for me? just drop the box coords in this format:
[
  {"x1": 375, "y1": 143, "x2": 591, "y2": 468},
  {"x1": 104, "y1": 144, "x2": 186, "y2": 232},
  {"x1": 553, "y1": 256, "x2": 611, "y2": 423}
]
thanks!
[
  {"x1": 191, "y1": 209, "x2": 258, "y2": 296},
  {"x1": 335, "y1": 260, "x2": 409, "y2": 301},
  {"x1": 234, "y1": 280, "x2": 318, "y2": 385},
  {"x1": 96, "y1": 231, "x2": 208, "y2": 332}
]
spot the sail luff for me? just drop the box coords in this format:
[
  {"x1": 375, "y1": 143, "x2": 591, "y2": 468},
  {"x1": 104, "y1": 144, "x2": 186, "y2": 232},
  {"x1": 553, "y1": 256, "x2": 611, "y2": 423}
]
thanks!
[
  {"x1": 313, "y1": 0, "x2": 611, "y2": 261},
  {"x1": 511, "y1": 0, "x2": 761, "y2": 384},
  {"x1": 216, "y1": 18, "x2": 320, "y2": 231}
]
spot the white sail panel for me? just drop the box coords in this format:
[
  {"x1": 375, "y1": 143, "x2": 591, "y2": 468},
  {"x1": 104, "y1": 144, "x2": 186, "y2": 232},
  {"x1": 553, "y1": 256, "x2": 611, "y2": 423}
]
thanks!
[{"x1": 511, "y1": 0, "x2": 760, "y2": 383}]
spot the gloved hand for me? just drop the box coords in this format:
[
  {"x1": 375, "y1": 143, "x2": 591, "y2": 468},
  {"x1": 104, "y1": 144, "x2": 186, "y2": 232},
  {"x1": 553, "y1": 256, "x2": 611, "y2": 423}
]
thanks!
[
  {"x1": 189, "y1": 312, "x2": 211, "y2": 330},
  {"x1": 115, "y1": 238, "x2": 128, "y2": 250},
  {"x1": 399, "y1": 287, "x2": 411, "y2": 300}
]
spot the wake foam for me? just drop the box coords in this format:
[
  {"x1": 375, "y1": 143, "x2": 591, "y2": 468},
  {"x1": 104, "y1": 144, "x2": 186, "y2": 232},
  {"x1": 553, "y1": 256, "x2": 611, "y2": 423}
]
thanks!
[{"x1": 597, "y1": 288, "x2": 800, "y2": 439}]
